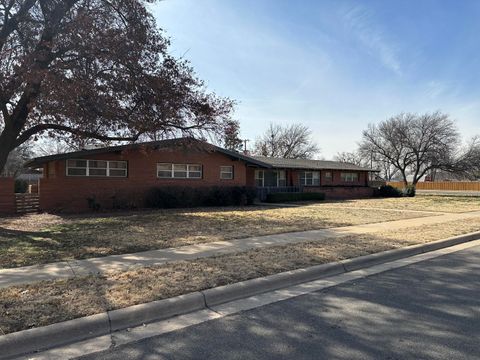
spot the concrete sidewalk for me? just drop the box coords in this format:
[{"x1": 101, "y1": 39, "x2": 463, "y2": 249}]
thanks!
[
  {"x1": 417, "y1": 190, "x2": 480, "y2": 197},
  {"x1": 2, "y1": 210, "x2": 480, "y2": 288}
]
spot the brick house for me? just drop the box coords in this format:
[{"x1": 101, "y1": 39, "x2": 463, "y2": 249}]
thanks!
[{"x1": 24, "y1": 138, "x2": 375, "y2": 212}]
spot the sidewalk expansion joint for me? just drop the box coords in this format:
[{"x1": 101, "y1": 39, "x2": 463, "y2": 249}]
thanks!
[{"x1": 66, "y1": 261, "x2": 78, "y2": 278}]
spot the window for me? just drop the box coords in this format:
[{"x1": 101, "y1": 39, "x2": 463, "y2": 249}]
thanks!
[
  {"x1": 278, "y1": 170, "x2": 286, "y2": 186},
  {"x1": 324, "y1": 171, "x2": 332, "y2": 181},
  {"x1": 255, "y1": 170, "x2": 264, "y2": 187},
  {"x1": 255, "y1": 170, "x2": 285, "y2": 187},
  {"x1": 299, "y1": 171, "x2": 320, "y2": 186},
  {"x1": 157, "y1": 163, "x2": 173, "y2": 178},
  {"x1": 157, "y1": 163, "x2": 202, "y2": 179},
  {"x1": 66, "y1": 159, "x2": 127, "y2": 177},
  {"x1": 88, "y1": 160, "x2": 107, "y2": 176},
  {"x1": 341, "y1": 172, "x2": 358, "y2": 182},
  {"x1": 220, "y1": 166, "x2": 233, "y2": 179},
  {"x1": 108, "y1": 161, "x2": 128, "y2": 177},
  {"x1": 66, "y1": 160, "x2": 87, "y2": 176}
]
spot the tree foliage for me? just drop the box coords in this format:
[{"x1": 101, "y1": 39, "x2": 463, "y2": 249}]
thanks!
[
  {"x1": 0, "y1": 0, "x2": 234, "y2": 173},
  {"x1": 1, "y1": 141, "x2": 32, "y2": 176},
  {"x1": 360, "y1": 112, "x2": 461, "y2": 185},
  {"x1": 254, "y1": 123, "x2": 319, "y2": 159},
  {"x1": 455, "y1": 136, "x2": 480, "y2": 180},
  {"x1": 221, "y1": 119, "x2": 243, "y2": 151}
]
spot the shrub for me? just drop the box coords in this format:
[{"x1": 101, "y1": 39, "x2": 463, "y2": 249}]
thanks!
[
  {"x1": 14, "y1": 179, "x2": 28, "y2": 193},
  {"x1": 145, "y1": 186, "x2": 256, "y2": 208},
  {"x1": 86, "y1": 196, "x2": 101, "y2": 211},
  {"x1": 403, "y1": 184, "x2": 416, "y2": 197},
  {"x1": 374, "y1": 185, "x2": 403, "y2": 198},
  {"x1": 266, "y1": 192, "x2": 325, "y2": 203}
]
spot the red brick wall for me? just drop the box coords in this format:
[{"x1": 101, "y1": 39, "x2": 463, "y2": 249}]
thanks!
[
  {"x1": 321, "y1": 170, "x2": 367, "y2": 186},
  {"x1": 0, "y1": 178, "x2": 15, "y2": 215},
  {"x1": 246, "y1": 169, "x2": 368, "y2": 187},
  {"x1": 246, "y1": 167, "x2": 256, "y2": 187},
  {"x1": 40, "y1": 148, "x2": 248, "y2": 212}
]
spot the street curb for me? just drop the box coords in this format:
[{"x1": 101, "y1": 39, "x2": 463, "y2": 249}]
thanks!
[
  {"x1": 202, "y1": 262, "x2": 344, "y2": 306},
  {"x1": 0, "y1": 313, "x2": 110, "y2": 360},
  {"x1": 1, "y1": 230, "x2": 479, "y2": 360},
  {"x1": 108, "y1": 292, "x2": 205, "y2": 332}
]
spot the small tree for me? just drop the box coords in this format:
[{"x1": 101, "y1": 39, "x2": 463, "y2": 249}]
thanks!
[
  {"x1": 222, "y1": 120, "x2": 243, "y2": 151},
  {"x1": 455, "y1": 136, "x2": 480, "y2": 180},
  {"x1": 360, "y1": 112, "x2": 459, "y2": 186},
  {"x1": 254, "y1": 123, "x2": 320, "y2": 159}
]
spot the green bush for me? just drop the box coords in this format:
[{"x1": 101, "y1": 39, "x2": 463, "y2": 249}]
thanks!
[
  {"x1": 403, "y1": 184, "x2": 416, "y2": 197},
  {"x1": 374, "y1": 185, "x2": 403, "y2": 198},
  {"x1": 145, "y1": 186, "x2": 256, "y2": 208},
  {"x1": 266, "y1": 192, "x2": 325, "y2": 203},
  {"x1": 14, "y1": 179, "x2": 28, "y2": 193}
]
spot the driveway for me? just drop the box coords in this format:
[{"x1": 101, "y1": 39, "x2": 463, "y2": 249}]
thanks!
[{"x1": 76, "y1": 244, "x2": 480, "y2": 360}]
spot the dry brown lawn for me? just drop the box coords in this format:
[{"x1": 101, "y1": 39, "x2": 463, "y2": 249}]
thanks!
[
  {"x1": 316, "y1": 195, "x2": 480, "y2": 213},
  {"x1": 0, "y1": 202, "x2": 432, "y2": 268},
  {"x1": 1, "y1": 216, "x2": 479, "y2": 335}
]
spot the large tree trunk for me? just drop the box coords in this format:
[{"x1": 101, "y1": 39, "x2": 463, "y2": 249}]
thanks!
[
  {"x1": 0, "y1": 128, "x2": 18, "y2": 175},
  {"x1": 0, "y1": 145, "x2": 12, "y2": 175},
  {"x1": 400, "y1": 170, "x2": 408, "y2": 188}
]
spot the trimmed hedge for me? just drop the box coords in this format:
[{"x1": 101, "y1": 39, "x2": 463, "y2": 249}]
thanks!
[
  {"x1": 374, "y1": 184, "x2": 416, "y2": 198},
  {"x1": 374, "y1": 185, "x2": 403, "y2": 198},
  {"x1": 145, "y1": 186, "x2": 256, "y2": 208},
  {"x1": 266, "y1": 192, "x2": 325, "y2": 203},
  {"x1": 403, "y1": 184, "x2": 416, "y2": 197}
]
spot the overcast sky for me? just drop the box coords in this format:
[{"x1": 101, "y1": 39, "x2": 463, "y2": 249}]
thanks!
[{"x1": 151, "y1": 0, "x2": 480, "y2": 159}]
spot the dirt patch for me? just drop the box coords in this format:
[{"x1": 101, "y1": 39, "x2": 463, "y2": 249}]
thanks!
[{"x1": 1, "y1": 217, "x2": 479, "y2": 335}]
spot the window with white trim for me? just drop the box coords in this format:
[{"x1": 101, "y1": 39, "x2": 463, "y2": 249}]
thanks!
[
  {"x1": 157, "y1": 163, "x2": 202, "y2": 179},
  {"x1": 324, "y1": 171, "x2": 332, "y2": 181},
  {"x1": 255, "y1": 169, "x2": 264, "y2": 186},
  {"x1": 66, "y1": 159, "x2": 127, "y2": 177},
  {"x1": 299, "y1": 171, "x2": 320, "y2": 186},
  {"x1": 254, "y1": 170, "x2": 286, "y2": 187},
  {"x1": 220, "y1": 166, "x2": 233, "y2": 179},
  {"x1": 341, "y1": 172, "x2": 358, "y2": 182}
]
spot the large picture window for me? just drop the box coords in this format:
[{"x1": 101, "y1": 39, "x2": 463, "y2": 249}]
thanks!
[
  {"x1": 157, "y1": 163, "x2": 202, "y2": 179},
  {"x1": 66, "y1": 159, "x2": 127, "y2": 177},
  {"x1": 299, "y1": 171, "x2": 320, "y2": 186},
  {"x1": 341, "y1": 172, "x2": 359, "y2": 182}
]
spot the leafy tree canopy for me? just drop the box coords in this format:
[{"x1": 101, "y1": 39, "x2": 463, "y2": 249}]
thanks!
[{"x1": 0, "y1": 0, "x2": 234, "y2": 172}]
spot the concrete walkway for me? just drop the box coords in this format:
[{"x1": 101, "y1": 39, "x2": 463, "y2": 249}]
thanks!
[
  {"x1": 2, "y1": 210, "x2": 480, "y2": 288},
  {"x1": 417, "y1": 190, "x2": 480, "y2": 197}
]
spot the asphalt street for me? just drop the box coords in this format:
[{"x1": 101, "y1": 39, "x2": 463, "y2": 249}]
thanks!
[{"x1": 77, "y1": 245, "x2": 480, "y2": 360}]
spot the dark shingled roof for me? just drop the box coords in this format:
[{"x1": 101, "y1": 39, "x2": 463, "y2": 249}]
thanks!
[
  {"x1": 24, "y1": 138, "x2": 271, "y2": 169},
  {"x1": 248, "y1": 156, "x2": 375, "y2": 172},
  {"x1": 24, "y1": 137, "x2": 375, "y2": 172}
]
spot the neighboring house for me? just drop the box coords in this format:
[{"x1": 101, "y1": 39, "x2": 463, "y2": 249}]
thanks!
[{"x1": 24, "y1": 138, "x2": 375, "y2": 212}]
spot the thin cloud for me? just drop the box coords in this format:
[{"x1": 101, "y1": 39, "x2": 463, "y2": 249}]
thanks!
[{"x1": 343, "y1": 5, "x2": 402, "y2": 75}]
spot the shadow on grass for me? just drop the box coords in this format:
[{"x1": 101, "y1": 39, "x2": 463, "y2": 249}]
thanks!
[
  {"x1": 76, "y1": 246, "x2": 480, "y2": 360},
  {"x1": 0, "y1": 231, "x2": 435, "y2": 335}
]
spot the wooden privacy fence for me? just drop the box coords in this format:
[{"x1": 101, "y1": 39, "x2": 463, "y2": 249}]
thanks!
[
  {"x1": 0, "y1": 177, "x2": 15, "y2": 214},
  {"x1": 387, "y1": 181, "x2": 480, "y2": 191},
  {"x1": 15, "y1": 193, "x2": 40, "y2": 214}
]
